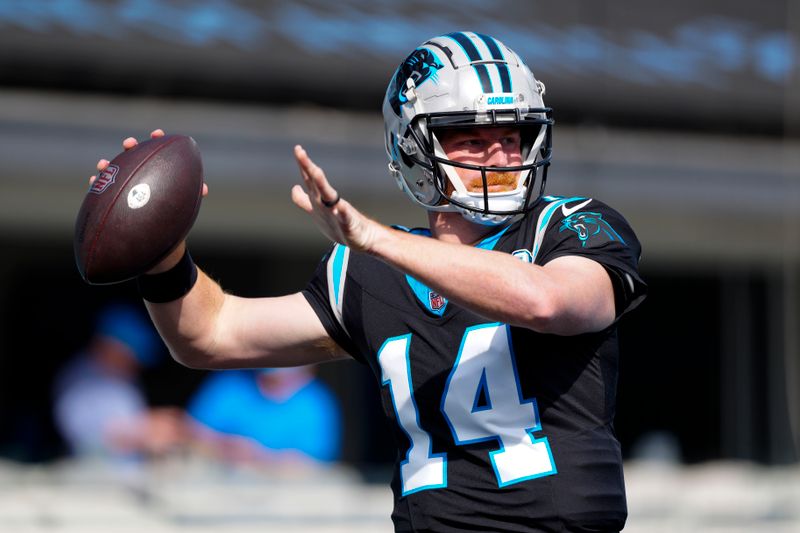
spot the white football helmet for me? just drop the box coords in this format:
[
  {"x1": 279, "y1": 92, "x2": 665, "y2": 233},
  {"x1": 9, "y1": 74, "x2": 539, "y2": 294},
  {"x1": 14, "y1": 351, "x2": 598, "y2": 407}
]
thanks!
[{"x1": 382, "y1": 32, "x2": 553, "y2": 226}]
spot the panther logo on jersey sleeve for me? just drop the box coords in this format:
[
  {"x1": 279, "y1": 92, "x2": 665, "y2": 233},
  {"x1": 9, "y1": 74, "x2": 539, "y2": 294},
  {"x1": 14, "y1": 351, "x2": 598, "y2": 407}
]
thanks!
[{"x1": 559, "y1": 212, "x2": 625, "y2": 248}]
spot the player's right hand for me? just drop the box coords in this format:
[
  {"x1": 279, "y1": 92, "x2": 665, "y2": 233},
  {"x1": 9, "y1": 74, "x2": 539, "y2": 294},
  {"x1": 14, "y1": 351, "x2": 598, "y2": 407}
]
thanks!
[
  {"x1": 90, "y1": 129, "x2": 209, "y2": 198},
  {"x1": 88, "y1": 129, "x2": 208, "y2": 274}
]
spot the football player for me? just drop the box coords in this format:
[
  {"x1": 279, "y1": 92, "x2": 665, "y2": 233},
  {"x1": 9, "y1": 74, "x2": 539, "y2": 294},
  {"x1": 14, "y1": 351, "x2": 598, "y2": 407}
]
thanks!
[{"x1": 98, "y1": 32, "x2": 646, "y2": 533}]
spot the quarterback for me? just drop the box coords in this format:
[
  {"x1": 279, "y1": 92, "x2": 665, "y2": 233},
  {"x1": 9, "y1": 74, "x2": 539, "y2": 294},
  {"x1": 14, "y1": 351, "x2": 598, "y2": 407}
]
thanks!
[{"x1": 96, "y1": 32, "x2": 646, "y2": 532}]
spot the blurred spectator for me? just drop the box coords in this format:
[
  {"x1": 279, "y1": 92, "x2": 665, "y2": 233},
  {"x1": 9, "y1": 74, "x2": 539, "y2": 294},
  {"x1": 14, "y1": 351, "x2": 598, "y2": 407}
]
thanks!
[
  {"x1": 52, "y1": 303, "x2": 188, "y2": 459},
  {"x1": 187, "y1": 366, "x2": 341, "y2": 465},
  {"x1": 630, "y1": 430, "x2": 683, "y2": 465}
]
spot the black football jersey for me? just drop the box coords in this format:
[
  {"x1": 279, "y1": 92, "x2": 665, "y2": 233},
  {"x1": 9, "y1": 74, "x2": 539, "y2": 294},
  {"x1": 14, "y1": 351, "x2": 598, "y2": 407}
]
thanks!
[{"x1": 303, "y1": 196, "x2": 646, "y2": 533}]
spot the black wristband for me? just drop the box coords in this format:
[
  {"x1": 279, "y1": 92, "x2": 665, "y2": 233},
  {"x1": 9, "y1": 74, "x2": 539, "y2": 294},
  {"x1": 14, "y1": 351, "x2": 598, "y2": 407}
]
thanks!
[{"x1": 137, "y1": 248, "x2": 198, "y2": 303}]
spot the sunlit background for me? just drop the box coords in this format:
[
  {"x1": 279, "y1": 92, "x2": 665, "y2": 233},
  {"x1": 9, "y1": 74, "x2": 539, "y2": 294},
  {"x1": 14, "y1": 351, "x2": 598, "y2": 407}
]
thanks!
[{"x1": 0, "y1": 0, "x2": 798, "y2": 531}]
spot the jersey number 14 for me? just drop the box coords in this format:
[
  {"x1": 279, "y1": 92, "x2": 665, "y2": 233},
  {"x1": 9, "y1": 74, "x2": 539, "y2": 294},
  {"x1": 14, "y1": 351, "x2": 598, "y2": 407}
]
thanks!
[{"x1": 378, "y1": 322, "x2": 557, "y2": 496}]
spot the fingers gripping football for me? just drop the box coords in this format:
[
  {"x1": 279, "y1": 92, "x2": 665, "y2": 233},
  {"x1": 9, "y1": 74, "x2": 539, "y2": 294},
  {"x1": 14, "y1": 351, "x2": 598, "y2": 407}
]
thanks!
[
  {"x1": 90, "y1": 130, "x2": 209, "y2": 195},
  {"x1": 292, "y1": 145, "x2": 377, "y2": 252}
]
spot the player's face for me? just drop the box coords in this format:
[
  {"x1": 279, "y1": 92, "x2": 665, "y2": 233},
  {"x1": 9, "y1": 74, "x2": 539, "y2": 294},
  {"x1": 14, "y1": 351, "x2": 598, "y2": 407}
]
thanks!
[{"x1": 437, "y1": 127, "x2": 523, "y2": 193}]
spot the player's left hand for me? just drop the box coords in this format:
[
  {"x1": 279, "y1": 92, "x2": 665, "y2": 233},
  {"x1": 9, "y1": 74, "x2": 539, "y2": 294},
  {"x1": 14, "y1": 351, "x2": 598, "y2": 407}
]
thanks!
[{"x1": 292, "y1": 145, "x2": 379, "y2": 252}]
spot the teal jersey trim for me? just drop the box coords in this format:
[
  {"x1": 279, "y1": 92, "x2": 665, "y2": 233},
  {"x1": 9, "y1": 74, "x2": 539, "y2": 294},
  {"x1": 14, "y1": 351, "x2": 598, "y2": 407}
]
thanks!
[
  {"x1": 326, "y1": 243, "x2": 352, "y2": 333},
  {"x1": 531, "y1": 196, "x2": 589, "y2": 262},
  {"x1": 331, "y1": 243, "x2": 348, "y2": 305},
  {"x1": 401, "y1": 224, "x2": 513, "y2": 315}
]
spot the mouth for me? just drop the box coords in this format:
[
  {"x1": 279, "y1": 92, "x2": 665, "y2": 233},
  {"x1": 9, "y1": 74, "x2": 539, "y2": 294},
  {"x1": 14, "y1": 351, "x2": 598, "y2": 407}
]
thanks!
[{"x1": 465, "y1": 172, "x2": 519, "y2": 193}]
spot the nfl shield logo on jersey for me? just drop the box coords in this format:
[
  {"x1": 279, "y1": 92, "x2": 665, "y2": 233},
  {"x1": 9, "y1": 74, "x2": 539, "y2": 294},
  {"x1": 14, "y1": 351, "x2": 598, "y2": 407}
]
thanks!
[{"x1": 429, "y1": 291, "x2": 446, "y2": 311}]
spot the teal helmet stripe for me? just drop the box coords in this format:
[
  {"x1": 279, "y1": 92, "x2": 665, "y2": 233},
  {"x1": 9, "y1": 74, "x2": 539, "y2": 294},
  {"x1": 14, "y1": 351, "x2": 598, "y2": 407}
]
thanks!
[
  {"x1": 476, "y1": 33, "x2": 512, "y2": 93},
  {"x1": 445, "y1": 32, "x2": 494, "y2": 93}
]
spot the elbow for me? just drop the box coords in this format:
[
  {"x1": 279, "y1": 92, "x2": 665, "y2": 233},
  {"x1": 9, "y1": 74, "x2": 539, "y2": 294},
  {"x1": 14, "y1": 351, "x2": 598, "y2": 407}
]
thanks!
[
  {"x1": 516, "y1": 289, "x2": 581, "y2": 336},
  {"x1": 169, "y1": 348, "x2": 213, "y2": 370},
  {"x1": 513, "y1": 288, "x2": 560, "y2": 333},
  {"x1": 167, "y1": 340, "x2": 224, "y2": 370},
  {"x1": 518, "y1": 291, "x2": 614, "y2": 336},
  {"x1": 524, "y1": 303, "x2": 561, "y2": 334},
  {"x1": 163, "y1": 314, "x2": 232, "y2": 370}
]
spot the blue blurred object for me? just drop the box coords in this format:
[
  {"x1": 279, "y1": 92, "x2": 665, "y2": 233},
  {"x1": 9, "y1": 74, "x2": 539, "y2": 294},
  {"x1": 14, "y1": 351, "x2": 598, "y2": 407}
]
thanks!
[
  {"x1": 95, "y1": 303, "x2": 162, "y2": 367},
  {"x1": 189, "y1": 368, "x2": 342, "y2": 462}
]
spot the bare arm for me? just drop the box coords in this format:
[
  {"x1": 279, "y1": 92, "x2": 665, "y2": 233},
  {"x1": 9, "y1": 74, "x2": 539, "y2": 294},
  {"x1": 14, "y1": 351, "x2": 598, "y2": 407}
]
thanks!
[
  {"x1": 292, "y1": 146, "x2": 615, "y2": 336},
  {"x1": 367, "y1": 230, "x2": 615, "y2": 335},
  {"x1": 144, "y1": 244, "x2": 346, "y2": 369}
]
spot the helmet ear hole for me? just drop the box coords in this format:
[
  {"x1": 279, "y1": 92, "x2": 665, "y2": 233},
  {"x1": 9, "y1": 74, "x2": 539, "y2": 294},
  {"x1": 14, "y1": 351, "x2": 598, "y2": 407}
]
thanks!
[{"x1": 399, "y1": 140, "x2": 416, "y2": 169}]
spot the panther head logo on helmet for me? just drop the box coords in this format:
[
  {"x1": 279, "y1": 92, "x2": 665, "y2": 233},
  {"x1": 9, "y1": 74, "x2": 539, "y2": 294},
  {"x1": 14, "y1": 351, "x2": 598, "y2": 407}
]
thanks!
[{"x1": 388, "y1": 48, "x2": 444, "y2": 116}]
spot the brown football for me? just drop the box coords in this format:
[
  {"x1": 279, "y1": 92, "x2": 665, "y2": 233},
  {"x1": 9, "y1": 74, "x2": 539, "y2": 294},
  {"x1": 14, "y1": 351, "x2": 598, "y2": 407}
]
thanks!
[{"x1": 74, "y1": 134, "x2": 203, "y2": 284}]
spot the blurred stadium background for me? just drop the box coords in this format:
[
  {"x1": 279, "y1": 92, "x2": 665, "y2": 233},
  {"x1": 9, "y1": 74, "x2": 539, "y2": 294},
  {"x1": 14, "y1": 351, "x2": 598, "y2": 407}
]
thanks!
[{"x1": 0, "y1": 0, "x2": 798, "y2": 531}]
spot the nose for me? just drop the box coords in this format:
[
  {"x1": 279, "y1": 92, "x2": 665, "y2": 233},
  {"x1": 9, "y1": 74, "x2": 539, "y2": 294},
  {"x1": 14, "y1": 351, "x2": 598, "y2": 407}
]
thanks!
[{"x1": 485, "y1": 141, "x2": 510, "y2": 167}]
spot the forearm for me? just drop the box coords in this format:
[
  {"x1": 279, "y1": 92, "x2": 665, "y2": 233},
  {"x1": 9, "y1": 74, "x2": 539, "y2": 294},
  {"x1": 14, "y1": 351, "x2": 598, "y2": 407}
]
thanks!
[
  {"x1": 366, "y1": 224, "x2": 614, "y2": 335},
  {"x1": 144, "y1": 266, "x2": 226, "y2": 368},
  {"x1": 145, "y1": 272, "x2": 343, "y2": 368},
  {"x1": 143, "y1": 246, "x2": 342, "y2": 369},
  {"x1": 367, "y1": 226, "x2": 547, "y2": 324}
]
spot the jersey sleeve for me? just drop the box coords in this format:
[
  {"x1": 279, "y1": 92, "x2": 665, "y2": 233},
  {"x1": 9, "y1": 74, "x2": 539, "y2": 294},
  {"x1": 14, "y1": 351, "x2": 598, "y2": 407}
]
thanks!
[
  {"x1": 536, "y1": 199, "x2": 647, "y2": 317},
  {"x1": 301, "y1": 243, "x2": 364, "y2": 363}
]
